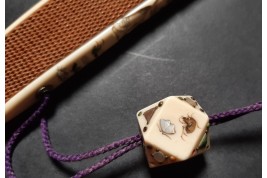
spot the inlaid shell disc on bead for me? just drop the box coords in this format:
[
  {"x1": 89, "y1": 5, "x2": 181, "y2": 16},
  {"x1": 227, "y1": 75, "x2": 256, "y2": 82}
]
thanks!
[{"x1": 136, "y1": 96, "x2": 210, "y2": 168}]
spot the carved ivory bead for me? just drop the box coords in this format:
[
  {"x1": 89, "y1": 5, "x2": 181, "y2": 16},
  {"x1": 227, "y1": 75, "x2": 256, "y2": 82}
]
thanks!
[{"x1": 136, "y1": 96, "x2": 210, "y2": 168}]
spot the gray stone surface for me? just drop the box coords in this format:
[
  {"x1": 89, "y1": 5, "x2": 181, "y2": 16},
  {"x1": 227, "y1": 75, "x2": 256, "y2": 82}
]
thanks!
[{"x1": 6, "y1": 0, "x2": 262, "y2": 177}]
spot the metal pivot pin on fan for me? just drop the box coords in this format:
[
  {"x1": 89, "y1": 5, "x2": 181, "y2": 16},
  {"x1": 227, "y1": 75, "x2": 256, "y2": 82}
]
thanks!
[
  {"x1": 5, "y1": 0, "x2": 171, "y2": 122},
  {"x1": 5, "y1": 1, "x2": 262, "y2": 178}
]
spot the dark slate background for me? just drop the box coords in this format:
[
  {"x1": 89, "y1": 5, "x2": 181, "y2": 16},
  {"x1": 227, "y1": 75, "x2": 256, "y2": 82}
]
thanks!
[{"x1": 6, "y1": 0, "x2": 262, "y2": 178}]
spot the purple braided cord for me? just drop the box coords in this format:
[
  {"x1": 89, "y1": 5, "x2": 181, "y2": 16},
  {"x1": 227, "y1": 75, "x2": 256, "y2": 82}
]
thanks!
[
  {"x1": 209, "y1": 101, "x2": 262, "y2": 125},
  {"x1": 72, "y1": 140, "x2": 142, "y2": 178},
  {"x1": 40, "y1": 117, "x2": 142, "y2": 162},
  {"x1": 6, "y1": 97, "x2": 262, "y2": 178},
  {"x1": 5, "y1": 96, "x2": 50, "y2": 178}
]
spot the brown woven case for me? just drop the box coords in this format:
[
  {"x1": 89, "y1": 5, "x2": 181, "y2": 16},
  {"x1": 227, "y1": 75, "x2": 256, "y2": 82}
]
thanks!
[{"x1": 5, "y1": 0, "x2": 170, "y2": 121}]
